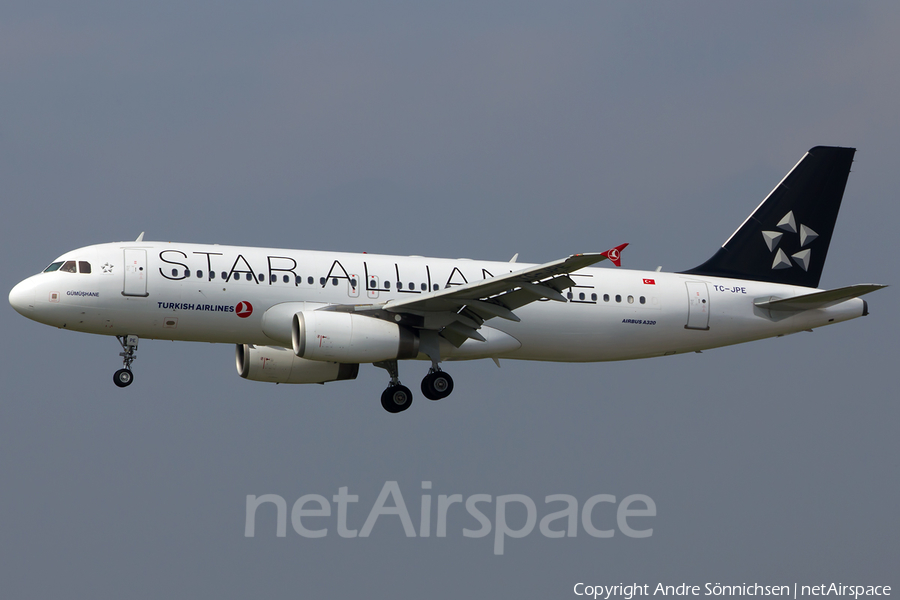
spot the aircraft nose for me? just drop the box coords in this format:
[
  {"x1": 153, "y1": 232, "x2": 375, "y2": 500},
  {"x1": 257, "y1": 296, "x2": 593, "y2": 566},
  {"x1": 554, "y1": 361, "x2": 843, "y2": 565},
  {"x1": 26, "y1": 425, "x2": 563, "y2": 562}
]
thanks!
[{"x1": 9, "y1": 277, "x2": 36, "y2": 316}]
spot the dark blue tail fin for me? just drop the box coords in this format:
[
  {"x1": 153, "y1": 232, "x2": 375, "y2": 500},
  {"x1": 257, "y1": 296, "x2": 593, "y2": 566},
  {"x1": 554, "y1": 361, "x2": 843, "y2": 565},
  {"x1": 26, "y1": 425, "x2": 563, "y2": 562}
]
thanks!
[{"x1": 681, "y1": 146, "x2": 855, "y2": 288}]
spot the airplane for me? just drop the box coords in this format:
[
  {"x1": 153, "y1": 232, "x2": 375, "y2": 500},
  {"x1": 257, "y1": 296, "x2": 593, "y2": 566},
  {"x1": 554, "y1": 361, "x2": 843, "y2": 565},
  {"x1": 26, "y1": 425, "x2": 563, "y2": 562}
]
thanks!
[{"x1": 8, "y1": 146, "x2": 886, "y2": 413}]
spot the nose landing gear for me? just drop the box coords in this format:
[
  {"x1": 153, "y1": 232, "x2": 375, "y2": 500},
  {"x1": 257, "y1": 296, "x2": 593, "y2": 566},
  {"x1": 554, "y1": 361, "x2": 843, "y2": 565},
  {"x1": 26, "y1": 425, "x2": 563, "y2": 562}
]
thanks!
[{"x1": 113, "y1": 335, "x2": 139, "y2": 388}]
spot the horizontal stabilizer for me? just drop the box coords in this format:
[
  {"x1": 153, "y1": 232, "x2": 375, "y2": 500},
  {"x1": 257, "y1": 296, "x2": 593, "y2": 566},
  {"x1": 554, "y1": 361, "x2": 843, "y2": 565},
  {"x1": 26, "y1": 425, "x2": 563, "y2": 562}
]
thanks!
[{"x1": 754, "y1": 284, "x2": 887, "y2": 312}]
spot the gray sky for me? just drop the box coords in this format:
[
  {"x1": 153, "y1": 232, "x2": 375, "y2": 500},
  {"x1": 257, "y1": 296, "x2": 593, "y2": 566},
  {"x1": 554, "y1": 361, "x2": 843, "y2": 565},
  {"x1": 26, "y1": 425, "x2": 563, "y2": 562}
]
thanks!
[{"x1": 2, "y1": 2, "x2": 898, "y2": 598}]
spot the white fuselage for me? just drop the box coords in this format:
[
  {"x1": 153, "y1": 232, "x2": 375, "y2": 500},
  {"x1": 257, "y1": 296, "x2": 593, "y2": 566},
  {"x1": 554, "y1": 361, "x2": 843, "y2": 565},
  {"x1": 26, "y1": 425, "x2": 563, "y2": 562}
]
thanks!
[{"x1": 9, "y1": 241, "x2": 866, "y2": 363}]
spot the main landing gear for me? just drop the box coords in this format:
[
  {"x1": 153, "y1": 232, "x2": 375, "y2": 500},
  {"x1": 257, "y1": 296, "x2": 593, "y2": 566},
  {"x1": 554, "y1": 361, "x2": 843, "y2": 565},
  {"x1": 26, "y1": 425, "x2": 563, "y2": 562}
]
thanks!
[
  {"x1": 113, "y1": 335, "x2": 139, "y2": 388},
  {"x1": 381, "y1": 384, "x2": 413, "y2": 414},
  {"x1": 421, "y1": 368, "x2": 454, "y2": 401},
  {"x1": 375, "y1": 360, "x2": 412, "y2": 413},
  {"x1": 374, "y1": 360, "x2": 455, "y2": 413}
]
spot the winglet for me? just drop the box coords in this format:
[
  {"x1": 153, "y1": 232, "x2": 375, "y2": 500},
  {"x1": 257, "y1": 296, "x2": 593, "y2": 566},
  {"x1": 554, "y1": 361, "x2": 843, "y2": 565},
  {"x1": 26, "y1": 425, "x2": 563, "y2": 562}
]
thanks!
[{"x1": 600, "y1": 243, "x2": 628, "y2": 267}]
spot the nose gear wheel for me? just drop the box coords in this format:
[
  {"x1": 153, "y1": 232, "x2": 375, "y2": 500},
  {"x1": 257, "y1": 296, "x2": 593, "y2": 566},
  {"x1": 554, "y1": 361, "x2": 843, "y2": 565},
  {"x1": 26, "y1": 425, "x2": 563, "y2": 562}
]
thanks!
[{"x1": 113, "y1": 335, "x2": 139, "y2": 388}]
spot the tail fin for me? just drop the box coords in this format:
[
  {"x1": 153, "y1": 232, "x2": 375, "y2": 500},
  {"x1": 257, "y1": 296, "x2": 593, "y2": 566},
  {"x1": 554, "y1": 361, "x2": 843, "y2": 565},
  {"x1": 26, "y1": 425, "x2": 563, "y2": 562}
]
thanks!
[{"x1": 681, "y1": 146, "x2": 855, "y2": 288}]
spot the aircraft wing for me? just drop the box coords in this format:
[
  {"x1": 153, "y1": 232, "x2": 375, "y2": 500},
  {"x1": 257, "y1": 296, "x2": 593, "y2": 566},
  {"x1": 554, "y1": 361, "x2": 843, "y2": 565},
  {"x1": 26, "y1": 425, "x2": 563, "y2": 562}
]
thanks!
[{"x1": 349, "y1": 248, "x2": 625, "y2": 347}]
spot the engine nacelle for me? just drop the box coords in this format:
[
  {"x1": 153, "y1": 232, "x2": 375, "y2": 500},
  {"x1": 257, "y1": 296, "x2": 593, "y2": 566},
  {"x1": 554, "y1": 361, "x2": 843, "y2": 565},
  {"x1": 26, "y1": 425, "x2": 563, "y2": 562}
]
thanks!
[
  {"x1": 292, "y1": 310, "x2": 419, "y2": 363},
  {"x1": 236, "y1": 344, "x2": 359, "y2": 384}
]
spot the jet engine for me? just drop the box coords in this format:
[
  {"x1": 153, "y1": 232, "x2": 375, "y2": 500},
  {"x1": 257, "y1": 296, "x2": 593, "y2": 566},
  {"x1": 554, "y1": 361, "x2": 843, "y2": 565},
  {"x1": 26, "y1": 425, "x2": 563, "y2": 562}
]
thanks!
[
  {"x1": 236, "y1": 344, "x2": 359, "y2": 384},
  {"x1": 292, "y1": 310, "x2": 419, "y2": 363}
]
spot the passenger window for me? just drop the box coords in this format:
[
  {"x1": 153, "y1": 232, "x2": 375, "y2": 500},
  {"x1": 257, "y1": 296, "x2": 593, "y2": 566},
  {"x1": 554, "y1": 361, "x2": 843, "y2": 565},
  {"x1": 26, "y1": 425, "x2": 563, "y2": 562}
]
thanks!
[
  {"x1": 640, "y1": 296, "x2": 646, "y2": 304},
  {"x1": 296, "y1": 276, "x2": 302, "y2": 284},
  {"x1": 221, "y1": 272, "x2": 228, "y2": 280},
  {"x1": 384, "y1": 281, "x2": 391, "y2": 289},
  {"x1": 258, "y1": 274, "x2": 265, "y2": 282},
  {"x1": 308, "y1": 277, "x2": 314, "y2": 285},
  {"x1": 421, "y1": 283, "x2": 427, "y2": 291},
  {"x1": 270, "y1": 274, "x2": 277, "y2": 283},
  {"x1": 408, "y1": 282, "x2": 414, "y2": 290},
  {"x1": 246, "y1": 273, "x2": 252, "y2": 281},
  {"x1": 197, "y1": 270, "x2": 203, "y2": 279},
  {"x1": 350, "y1": 278, "x2": 357, "y2": 287},
  {"x1": 591, "y1": 293, "x2": 597, "y2": 301},
  {"x1": 283, "y1": 275, "x2": 289, "y2": 283},
  {"x1": 615, "y1": 295, "x2": 621, "y2": 303},
  {"x1": 627, "y1": 295, "x2": 634, "y2": 304},
  {"x1": 433, "y1": 284, "x2": 439, "y2": 291},
  {"x1": 567, "y1": 291, "x2": 573, "y2": 300},
  {"x1": 79, "y1": 261, "x2": 92, "y2": 274},
  {"x1": 172, "y1": 268, "x2": 178, "y2": 277},
  {"x1": 604, "y1": 294, "x2": 610, "y2": 302},
  {"x1": 332, "y1": 278, "x2": 338, "y2": 286},
  {"x1": 579, "y1": 292, "x2": 585, "y2": 300},
  {"x1": 60, "y1": 261, "x2": 77, "y2": 273},
  {"x1": 184, "y1": 269, "x2": 191, "y2": 278}
]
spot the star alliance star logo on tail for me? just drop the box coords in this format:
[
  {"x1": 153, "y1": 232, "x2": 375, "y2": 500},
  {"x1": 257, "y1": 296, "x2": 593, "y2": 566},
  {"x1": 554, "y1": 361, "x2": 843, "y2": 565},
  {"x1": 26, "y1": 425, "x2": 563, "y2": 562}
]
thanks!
[{"x1": 761, "y1": 210, "x2": 818, "y2": 272}]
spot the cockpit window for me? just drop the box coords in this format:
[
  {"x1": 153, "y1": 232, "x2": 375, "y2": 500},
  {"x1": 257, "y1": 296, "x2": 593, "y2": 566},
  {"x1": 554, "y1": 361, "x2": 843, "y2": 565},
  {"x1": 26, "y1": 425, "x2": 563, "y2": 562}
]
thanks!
[
  {"x1": 43, "y1": 262, "x2": 63, "y2": 273},
  {"x1": 79, "y1": 261, "x2": 92, "y2": 274},
  {"x1": 59, "y1": 261, "x2": 77, "y2": 273}
]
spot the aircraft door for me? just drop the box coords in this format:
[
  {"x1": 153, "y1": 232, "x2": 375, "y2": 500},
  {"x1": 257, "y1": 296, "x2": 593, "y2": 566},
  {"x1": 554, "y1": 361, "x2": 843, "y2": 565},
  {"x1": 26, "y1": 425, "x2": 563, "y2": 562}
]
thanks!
[
  {"x1": 123, "y1": 249, "x2": 149, "y2": 297},
  {"x1": 685, "y1": 281, "x2": 709, "y2": 330},
  {"x1": 348, "y1": 274, "x2": 360, "y2": 298}
]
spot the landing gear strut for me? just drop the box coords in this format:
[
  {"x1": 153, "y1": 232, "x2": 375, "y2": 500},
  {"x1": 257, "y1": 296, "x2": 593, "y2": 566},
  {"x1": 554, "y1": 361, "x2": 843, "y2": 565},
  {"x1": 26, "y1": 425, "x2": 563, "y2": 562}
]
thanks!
[
  {"x1": 418, "y1": 330, "x2": 454, "y2": 402},
  {"x1": 374, "y1": 360, "x2": 413, "y2": 413},
  {"x1": 374, "y1": 355, "x2": 455, "y2": 412},
  {"x1": 113, "y1": 335, "x2": 139, "y2": 388}
]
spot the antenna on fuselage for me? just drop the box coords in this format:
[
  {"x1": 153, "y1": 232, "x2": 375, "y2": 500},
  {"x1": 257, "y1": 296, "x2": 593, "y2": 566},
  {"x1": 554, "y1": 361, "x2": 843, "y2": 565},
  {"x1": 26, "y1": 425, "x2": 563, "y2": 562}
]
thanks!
[{"x1": 135, "y1": 232, "x2": 145, "y2": 242}]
